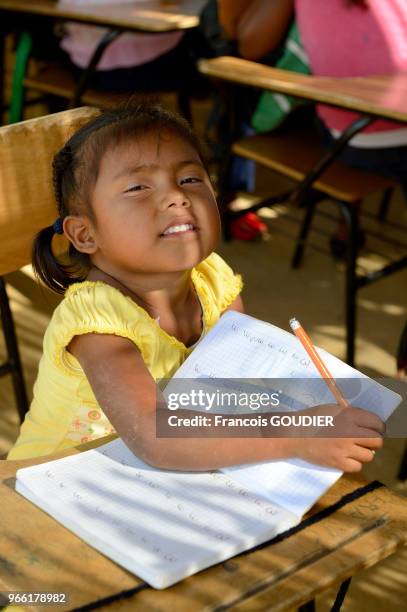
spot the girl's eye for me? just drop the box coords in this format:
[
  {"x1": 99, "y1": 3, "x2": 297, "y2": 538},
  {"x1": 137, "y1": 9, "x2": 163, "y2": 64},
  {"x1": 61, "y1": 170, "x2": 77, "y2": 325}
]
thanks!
[
  {"x1": 180, "y1": 177, "x2": 202, "y2": 185},
  {"x1": 124, "y1": 184, "x2": 146, "y2": 193}
]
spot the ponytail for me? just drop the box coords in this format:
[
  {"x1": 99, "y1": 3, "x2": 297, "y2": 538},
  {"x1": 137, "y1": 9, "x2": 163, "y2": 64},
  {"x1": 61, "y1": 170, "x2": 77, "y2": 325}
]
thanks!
[
  {"x1": 32, "y1": 225, "x2": 87, "y2": 294},
  {"x1": 33, "y1": 118, "x2": 96, "y2": 295}
]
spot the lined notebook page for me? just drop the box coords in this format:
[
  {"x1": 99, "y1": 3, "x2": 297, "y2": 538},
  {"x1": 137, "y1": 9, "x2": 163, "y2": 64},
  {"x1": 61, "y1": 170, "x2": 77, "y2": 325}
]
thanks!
[
  {"x1": 171, "y1": 311, "x2": 401, "y2": 516},
  {"x1": 16, "y1": 439, "x2": 298, "y2": 589},
  {"x1": 173, "y1": 311, "x2": 401, "y2": 418},
  {"x1": 223, "y1": 460, "x2": 341, "y2": 517}
]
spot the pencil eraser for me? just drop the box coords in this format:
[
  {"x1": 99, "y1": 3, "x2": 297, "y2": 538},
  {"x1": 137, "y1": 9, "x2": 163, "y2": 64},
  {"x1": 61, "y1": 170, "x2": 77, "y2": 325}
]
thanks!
[{"x1": 289, "y1": 318, "x2": 300, "y2": 330}]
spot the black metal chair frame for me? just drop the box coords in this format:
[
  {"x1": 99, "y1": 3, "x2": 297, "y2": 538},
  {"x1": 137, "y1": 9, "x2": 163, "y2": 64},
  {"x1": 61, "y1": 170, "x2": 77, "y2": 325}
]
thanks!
[
  {"x1": 219, "y1": 104, "x2": 407, "y2": 368},
  {"x1": 0, "y1": 277, "x2": 28, "y2": 421},
  {"x1": 11, "y1": 24, "x2": 193, "y2": 124},
  {"x1": 299, "y1": 577, "x2": 351, "y2": 612}
]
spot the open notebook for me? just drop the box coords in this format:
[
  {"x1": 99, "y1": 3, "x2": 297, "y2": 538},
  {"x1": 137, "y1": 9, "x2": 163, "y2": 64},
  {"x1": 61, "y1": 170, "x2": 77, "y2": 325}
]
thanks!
[
  {"x1": 168, "y1": 311, "x2": 402, "y2": 516},
  {"x1": 16, "y1": 312, "x2": 402, "y2": 589}
]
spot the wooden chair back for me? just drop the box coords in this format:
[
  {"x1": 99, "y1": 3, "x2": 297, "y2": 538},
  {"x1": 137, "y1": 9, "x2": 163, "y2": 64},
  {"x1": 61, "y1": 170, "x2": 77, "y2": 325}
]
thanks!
[{"x1": 0, "y1": 107, "x2": 99, "y2": 276}]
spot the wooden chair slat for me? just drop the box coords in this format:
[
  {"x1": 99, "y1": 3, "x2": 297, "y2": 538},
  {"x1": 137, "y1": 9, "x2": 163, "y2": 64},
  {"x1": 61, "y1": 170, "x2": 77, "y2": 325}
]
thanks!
[
  {"x1": 24, "y1": 63, "x2": 131, "y2": 108},
  {"x1": 233, "y1": 127, "x2": 394, "y2": 203}
]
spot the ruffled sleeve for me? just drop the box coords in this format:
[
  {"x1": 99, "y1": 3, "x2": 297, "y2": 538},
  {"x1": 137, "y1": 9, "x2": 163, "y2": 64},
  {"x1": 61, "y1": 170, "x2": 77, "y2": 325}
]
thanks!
[
  {"x1": 43, "y1": 281, "x2": 153, "y2": 375},
  {"x1": 193, "y1": 252, "x2": 243, "y2": 324}
]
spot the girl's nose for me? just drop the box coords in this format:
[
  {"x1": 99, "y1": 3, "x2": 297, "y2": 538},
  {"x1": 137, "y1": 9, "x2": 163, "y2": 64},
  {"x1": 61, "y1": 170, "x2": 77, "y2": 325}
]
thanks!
[{"x1": 161, "y1": 186, "x2": 191, "y2": 210}]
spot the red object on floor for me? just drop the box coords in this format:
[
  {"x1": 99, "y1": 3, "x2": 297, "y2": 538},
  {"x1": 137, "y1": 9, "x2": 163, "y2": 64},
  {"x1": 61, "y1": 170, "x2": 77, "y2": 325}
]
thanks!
[{"x1": 230, "y1": 212, "x2": 267, "y2": 241}]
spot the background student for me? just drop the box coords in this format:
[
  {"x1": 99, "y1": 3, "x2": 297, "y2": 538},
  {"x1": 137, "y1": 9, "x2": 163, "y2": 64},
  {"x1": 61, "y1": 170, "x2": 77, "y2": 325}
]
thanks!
[
  {"x1": 215, "y1": 0, "x2": 295, "y2": 239},
  {"x1": 295, "y1": 0, "x2": 407, "y2": 254}
]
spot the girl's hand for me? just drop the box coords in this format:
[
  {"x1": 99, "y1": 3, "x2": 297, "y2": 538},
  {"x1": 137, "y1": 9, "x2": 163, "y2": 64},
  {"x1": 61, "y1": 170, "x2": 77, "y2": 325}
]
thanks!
[{"x1": 290, "y1": 404, "x2": 385, "y2": 472}]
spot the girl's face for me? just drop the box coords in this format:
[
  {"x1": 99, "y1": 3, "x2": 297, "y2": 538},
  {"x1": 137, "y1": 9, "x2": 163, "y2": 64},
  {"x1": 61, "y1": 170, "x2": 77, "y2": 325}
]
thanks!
[{"x1": 88, "y1": 130, "x2": 221, "y2": 277}]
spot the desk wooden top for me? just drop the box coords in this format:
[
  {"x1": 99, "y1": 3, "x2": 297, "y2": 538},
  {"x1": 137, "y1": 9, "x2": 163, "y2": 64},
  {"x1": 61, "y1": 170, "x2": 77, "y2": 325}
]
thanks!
[
  {"x1": 0, "y1": 0, "x2": 205, "y2": 32},
  {"x1": 199, "y1": 57, "x2": 407, "y2": 123},
  {"x1": 1, "y1": 437, "x2": 407, "y2": 611}
]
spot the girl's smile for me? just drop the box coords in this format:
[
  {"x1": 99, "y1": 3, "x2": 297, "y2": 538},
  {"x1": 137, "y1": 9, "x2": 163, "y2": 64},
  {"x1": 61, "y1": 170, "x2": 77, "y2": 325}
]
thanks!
[{"x1": 160, "y1": 219, "x2": 198, "y2": 238}]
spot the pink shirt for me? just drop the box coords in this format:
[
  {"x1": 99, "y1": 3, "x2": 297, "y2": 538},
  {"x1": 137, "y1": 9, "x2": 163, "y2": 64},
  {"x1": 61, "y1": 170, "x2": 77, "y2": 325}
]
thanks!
[
  {"x1": 59, "y1": 1, "x2": 183, "y2": 70},
  {"x1": 295, "y1": 0, "x2": 407, "y2": 147}
]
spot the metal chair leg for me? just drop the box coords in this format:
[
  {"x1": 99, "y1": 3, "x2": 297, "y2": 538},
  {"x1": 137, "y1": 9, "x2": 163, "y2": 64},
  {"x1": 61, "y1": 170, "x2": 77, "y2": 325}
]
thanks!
[
  {"x1": 331, "y1": 577, "x2": 352, "y2": 611},
  {"x1": 216, "y1": 143, "x2": 237, "y2": 242},
  {"x1": 340, "y1": 203, "x2": 359, "y2": 367},
  {"x1": 298, "y1": 577, "x2": 351, "y2": 612},
  {"x1": 0, "y1": 277, "x2": 29, "y2": 421},
  {"x1": 8, "y1": 31, "x2": 32, "y2": 124},
  {"x1": 292, "y1": 198, "x2": 317, "y2": 269},
  {"x1": 68, "y1": 29, "x2": 121, "y2": 108},
  {"x1": 177, "y1": 91, "x2": 192, "y2": 123},
  {"x1": 377, "y1": 186, "x2": 393, "y2": 222},
  {"x1": 299, "y1": 600, "x2": 315, "y2": 612},
  {"x1": 398, "y1": 444, "x2": 407, "y2": 481}
]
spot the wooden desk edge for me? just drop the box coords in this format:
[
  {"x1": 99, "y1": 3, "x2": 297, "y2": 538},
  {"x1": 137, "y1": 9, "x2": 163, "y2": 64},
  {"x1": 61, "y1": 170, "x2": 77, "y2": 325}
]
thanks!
[
  {"x1": 198, "y1": 57, "x2": 407, "y2": 123},
  {"x1": 0, "y1": 0, "x2": 201, "y2": 32},
  {"x1": 3, "y1": 433, "x2": 118, "y2": 473}
]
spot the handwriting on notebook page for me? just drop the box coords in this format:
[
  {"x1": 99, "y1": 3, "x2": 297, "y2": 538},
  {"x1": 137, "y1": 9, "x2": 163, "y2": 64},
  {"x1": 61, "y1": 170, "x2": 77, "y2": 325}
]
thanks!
[
  {"x1": 172, "y1": 312, "x2": 399, "y2": 417},
  {"x1": 22, "y1": 440, "x2": 294, "y2": 571}
]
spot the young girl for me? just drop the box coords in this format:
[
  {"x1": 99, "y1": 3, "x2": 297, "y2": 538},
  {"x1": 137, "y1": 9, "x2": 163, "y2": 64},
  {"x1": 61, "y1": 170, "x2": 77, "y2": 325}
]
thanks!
[{"x1": 7, "y1": 103, "x2": 384, "y2": 470}]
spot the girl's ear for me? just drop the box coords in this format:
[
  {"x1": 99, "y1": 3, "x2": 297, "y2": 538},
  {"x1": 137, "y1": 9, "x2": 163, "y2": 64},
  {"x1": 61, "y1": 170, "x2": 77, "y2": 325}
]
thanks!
[{"x1": 63, "y1": 215, "x2": 98, "y2": 254}]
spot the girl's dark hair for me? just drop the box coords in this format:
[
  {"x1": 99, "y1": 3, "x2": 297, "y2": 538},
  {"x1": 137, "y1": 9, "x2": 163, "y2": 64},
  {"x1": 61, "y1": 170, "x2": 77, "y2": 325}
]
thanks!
[{"x1": 33, "y1": 102, "x2": 207, "y2": 294}]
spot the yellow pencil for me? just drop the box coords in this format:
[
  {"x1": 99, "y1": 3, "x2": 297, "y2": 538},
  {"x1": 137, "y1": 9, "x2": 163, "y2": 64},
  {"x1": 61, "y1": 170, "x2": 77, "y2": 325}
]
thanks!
[{"x1": 289, "y1": 317, "x2": 349, "y2": 409}]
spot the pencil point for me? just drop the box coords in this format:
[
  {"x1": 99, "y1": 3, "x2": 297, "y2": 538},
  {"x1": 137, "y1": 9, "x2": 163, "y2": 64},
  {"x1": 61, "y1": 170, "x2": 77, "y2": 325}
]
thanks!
[{"x1": 289, "y1": 318, "x2": 300, "y2": 330}]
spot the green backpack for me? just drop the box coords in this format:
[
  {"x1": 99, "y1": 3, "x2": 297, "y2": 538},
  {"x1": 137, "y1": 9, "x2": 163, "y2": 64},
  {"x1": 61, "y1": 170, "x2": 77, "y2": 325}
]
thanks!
[{"x1": 251, "y1": 22, "x2": 311, "y2": 133}]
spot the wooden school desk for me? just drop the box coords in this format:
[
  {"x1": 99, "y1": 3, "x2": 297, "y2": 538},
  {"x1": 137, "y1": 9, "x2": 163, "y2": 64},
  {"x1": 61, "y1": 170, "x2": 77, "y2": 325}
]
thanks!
[
  {"x1": 0, "y1": 0, "x2": 207, "y2": 118},
  {"x1": 199, "y1": 58, "x2": 407, "y2": 122},
  {"x1": 1, "y1": 436, "x2": 407, "y2": 611},
  {"x1": 0, "y1": 0, "x2": 206, "y2": 32},
  {"x1": 199, "y1": 57, "x2": 407, "y2": 366}
]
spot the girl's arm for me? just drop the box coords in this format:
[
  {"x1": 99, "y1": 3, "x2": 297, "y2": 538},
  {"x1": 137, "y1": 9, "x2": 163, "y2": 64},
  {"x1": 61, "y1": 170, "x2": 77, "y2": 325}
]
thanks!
[
  {"x1": 218, "y1": 0, "x2": 250, "y2": 40},
  {"x1": 219, "y1": 0, "x2": 295, "y2": 61},
  {"x1": 69, "y1": 333, "x2": 294, "y2": 470},
  {"x1": 223, "y1": 293, "x2": 244, "y2": 313},
  {"x1": 69, "y1": 333, "x2": 384, "y2": 472}
]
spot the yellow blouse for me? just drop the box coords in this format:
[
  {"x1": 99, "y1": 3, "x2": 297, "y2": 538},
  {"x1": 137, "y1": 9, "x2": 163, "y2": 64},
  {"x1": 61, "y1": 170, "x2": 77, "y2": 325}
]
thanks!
[{"x1": 8, "y1": 253, "x2": 242, "y2": 460}]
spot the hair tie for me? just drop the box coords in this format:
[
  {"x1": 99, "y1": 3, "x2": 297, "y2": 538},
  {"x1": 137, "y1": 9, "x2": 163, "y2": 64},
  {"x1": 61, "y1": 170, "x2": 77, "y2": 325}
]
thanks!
[{"x1": 53, "y1": 218, "x2": 64, "y2": 235}]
